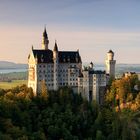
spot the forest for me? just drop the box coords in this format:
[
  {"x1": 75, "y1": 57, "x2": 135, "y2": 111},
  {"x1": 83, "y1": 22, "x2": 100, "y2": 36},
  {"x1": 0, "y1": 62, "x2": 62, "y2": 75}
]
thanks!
[
  {"x1": 0, "y1": 72, "x2": 27, "y2": 82},
  {"x1": 0, "y1": 75, "x2": 140, "y2": 139}
]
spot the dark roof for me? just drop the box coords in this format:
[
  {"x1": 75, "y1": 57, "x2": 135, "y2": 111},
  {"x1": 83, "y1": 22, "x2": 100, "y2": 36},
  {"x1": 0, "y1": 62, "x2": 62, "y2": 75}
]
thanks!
[
  {"x1": 33, "y1": 49, "x2": 53, "y2": 63},
  {"x1": 108, "y1": 50, "x2": 114, "y2": 54},
  {"x1": 90, "y1": 62, "x2": 93, "y2": 65},
  {"x1": 89, "y1": 70, "x2": 106, "y2": 74},
  {"x1": 58, "y1": 51, "x2": 81, "y2": 63},
  {"x1": 32, "y1": 50, "x2": 81, "y2": 63}
]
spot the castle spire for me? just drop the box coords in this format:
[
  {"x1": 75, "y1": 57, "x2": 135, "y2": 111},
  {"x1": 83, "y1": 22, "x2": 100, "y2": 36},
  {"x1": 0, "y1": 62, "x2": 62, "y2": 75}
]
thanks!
[
  {"x1": 31, "y1": 45, "x2": 34, "y2": 50},
  {"x1": 42, "y1": 26, "x2": 49, "y2": 50},
  {"x1": 43, "y1": 26, "x2": 48, "y2": 39},
  {"x1": 53, "y1": 40, "x2": 58, "y2": 52}
]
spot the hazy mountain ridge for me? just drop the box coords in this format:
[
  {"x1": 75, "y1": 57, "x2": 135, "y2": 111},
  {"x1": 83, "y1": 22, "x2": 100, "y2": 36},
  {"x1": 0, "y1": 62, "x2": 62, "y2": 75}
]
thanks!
[
  {"x1": 83, "y1": 62, "x2": 140, "y2": 77},
  {"x1": 0, "y1": 61, "x2": 27, "y2": 69},
  {"x1": 1, "y1": 61, "x2": 140, "y2": 77}
]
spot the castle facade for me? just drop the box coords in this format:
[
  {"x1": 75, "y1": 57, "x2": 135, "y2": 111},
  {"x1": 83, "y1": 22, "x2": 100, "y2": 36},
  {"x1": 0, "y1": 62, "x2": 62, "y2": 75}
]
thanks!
[{"x1": 28, "y1": 28, "x2": 116, "y2": 103}]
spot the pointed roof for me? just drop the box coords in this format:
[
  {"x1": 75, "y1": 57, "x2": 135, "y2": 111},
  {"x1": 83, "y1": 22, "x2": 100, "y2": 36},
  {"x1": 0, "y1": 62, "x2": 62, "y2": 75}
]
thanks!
[
  {"x1": 108, "y1": 49, "x2": 114, "y2": 54},
  {"x1": 54, "y1": 40, "x2": 58, "y2": 52},
  {"x1": 43, "y1": 27, "x2": 48, "y2": 38},
  {"x1": 31, "y1": 45, "x2": 34, "y2": 50},
  {"x1": 90, "y1": 61, "x2": 93, "y2": 65}
]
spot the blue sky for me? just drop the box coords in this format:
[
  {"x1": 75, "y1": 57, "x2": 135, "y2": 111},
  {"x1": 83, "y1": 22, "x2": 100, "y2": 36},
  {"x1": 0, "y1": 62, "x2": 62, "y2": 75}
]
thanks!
[{"x1": 0, "y1": 0, "x2": 140, "y2": 63}]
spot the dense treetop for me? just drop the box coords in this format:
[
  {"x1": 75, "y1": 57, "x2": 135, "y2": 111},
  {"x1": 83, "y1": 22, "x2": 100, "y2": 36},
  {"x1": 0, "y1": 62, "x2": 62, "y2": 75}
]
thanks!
[{"x1": 0, "y1": 74, "x2": 140, "y2": 140}]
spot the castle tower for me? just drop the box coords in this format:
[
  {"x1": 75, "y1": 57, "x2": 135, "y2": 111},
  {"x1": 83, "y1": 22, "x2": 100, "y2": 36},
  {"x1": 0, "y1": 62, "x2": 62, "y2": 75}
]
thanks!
[
  {"x1": 53, "y1": 41, "x2": 59, "y2": 90},
  {"x1": 105, "y1": 50, "x2": 116, "y2": 79},
  {"x1": 89, "y1": 62, "x2": 94, "y2": 70},
  {"x1": 42, "y1": 27, "x2": 49, "y2": 50}
]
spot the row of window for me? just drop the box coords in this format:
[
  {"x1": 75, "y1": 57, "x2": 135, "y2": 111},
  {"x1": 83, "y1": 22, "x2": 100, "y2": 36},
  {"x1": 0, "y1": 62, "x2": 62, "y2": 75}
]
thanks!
[
  {"x1": 37, "y1": 82, "x2": 78, "y2": 87},
  {"x1": 70, "y1": 78, "x2": 78, "y2": 81},
  {"x1": 38, "y1": 69, "x2": 79, "y2": 73},
  {"x1": 69, "y1": 83, "x2": 78, "y2": 86},
  {"x1": 39, "y1": 65, "x2": 53, "y2": 68},
  {"x1": 38, "y1": 64, "x2": 78, "y2": 68},
  {"x1": 39, "y1": 73, "x2": 79, "y2": 79},
  {"x1": 39, "y1": 77, "x2": 78, "y2": 82}
]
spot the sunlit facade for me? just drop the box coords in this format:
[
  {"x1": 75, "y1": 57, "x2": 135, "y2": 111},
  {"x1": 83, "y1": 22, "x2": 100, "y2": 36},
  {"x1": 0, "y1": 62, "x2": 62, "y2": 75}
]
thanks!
[{"x1": 28, "y1": 28, "x2": 116, "y2": 103}]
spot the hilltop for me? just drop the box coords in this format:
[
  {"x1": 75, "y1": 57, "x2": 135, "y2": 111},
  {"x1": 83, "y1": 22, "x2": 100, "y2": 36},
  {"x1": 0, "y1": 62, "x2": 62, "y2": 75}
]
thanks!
[{"x1": 0, "y1": 61, "x2": 27, "y2": 69}]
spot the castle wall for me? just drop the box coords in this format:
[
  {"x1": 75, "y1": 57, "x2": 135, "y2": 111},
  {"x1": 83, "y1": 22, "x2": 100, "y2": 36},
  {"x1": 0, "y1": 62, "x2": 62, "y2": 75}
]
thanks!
[{"x1": 28, "y1": 29, "x2": 115, "y2": 103}]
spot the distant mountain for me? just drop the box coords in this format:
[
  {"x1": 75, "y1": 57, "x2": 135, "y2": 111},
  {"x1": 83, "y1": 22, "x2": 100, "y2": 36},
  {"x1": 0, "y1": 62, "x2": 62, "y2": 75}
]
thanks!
[
  {"x1": 1, "y1": 61, "x2": 140, "y2": 77},
  {"x1": 0, "y1": 61, "x2": 27, "y2": 69},
  {"x1": 83, "y1": 62, "x2": 140, "y2": 77}
]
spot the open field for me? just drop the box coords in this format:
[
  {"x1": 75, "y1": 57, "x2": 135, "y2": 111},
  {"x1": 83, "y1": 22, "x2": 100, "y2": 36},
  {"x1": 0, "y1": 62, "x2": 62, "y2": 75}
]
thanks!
[{"x1": 0, "y1": 80, "x2": 27, "y2": 89}]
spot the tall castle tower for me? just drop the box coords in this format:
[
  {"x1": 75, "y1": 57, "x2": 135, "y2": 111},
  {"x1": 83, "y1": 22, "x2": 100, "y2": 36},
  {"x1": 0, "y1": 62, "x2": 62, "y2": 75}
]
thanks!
[
  {"x1": 42, "y1": 27, "x2": 49, "y2": 50},
  {"x1": 105, "y1": 50, "x2": 116, "y2": 79},
  {"x1": 53, "y1": 41, "x2": 59, "y2": 90}
]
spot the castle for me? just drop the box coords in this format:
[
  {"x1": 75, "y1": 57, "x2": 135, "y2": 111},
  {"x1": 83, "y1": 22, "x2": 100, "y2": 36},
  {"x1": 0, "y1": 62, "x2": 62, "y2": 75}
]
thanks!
[{"x1": 28, "y1": 28, "x2": 116, "y2": 103}]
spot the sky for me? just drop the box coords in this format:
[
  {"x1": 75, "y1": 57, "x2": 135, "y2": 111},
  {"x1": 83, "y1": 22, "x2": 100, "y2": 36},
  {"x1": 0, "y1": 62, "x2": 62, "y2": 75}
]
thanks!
[{"x1": 0, "y1": 0, "x2": 140, "y2": 64}]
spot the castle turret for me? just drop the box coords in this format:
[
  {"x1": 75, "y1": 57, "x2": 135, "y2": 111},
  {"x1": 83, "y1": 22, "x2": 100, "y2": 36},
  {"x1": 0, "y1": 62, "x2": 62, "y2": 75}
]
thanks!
[
  {"x1": 105, "y1": 50, "x2": 116, "y2": 79},
  {"x1": 53, "y1": 41, "x2": 59, "y2": 90},
  {"x1": 42, "y1": 27, "x2": 49, "y2": 50},
  {"x1": 89, "y1": 62, "x2": 94, "y2": 70}
]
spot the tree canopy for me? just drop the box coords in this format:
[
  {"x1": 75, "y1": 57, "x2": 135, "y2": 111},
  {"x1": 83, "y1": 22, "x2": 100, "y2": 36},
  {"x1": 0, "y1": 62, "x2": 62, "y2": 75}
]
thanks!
[{"x1": 0, "y1": 75, "x2": 140, "y2": 140}]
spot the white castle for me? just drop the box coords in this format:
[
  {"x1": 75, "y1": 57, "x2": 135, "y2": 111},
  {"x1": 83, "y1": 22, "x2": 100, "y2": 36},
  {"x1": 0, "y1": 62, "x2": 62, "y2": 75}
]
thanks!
[{"x1": 28, "y1": 28, "x2": 116, "y2": 103}]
